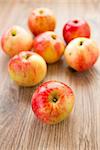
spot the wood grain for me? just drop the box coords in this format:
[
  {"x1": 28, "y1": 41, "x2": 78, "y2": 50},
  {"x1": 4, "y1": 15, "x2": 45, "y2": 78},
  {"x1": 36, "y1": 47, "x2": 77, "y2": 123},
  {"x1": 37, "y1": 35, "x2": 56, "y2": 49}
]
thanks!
[{"x1": 0, "y1": 0, "x2": 100, "y2": 150}]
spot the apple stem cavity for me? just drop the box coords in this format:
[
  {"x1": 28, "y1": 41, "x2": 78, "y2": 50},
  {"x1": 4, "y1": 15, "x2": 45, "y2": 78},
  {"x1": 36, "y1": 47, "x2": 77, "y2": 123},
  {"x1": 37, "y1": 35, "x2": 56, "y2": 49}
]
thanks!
[
  {"x1": 39, "y1": 10, "x2": 44, "y2": 14},
  {"x1": 79, "y1": 41, "x2": 84, "y2": 46},
  {"x1": 53, "y1": 97, "x2": 58, "y2": 103},
  {"x1": 69, "y1": 52, "x2": 72, "y2": 56},
  {"x1": 23, "y1": 54, "x2": 31, "y2": 60},
  {"x1": 11, "y1": 30, "x2": 16, "y2": 36},
  {"x1": 51, "y1": 34, "x2": 56, "y2": 40},
  {"x1": 73, "y1": 20, "x2": 78, "y2": 24}
]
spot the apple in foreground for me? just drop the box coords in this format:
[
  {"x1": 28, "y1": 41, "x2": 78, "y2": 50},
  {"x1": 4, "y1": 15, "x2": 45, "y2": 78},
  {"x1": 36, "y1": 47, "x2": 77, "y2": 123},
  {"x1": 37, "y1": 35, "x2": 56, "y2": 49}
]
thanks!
[
  {"x1": 28, "y1": 8, "x2": 56, "y2": 36},
  {"x1": 1, "y1": 26, "x2": 33, "y2": 57},
  {"x1": 64, "y1": 37, "x2": 99, "y2": 72},
  {"x1": 63, "y1": 19, "x2": 91, "y2": 43},
  {"x1": 8, "y1": 51, "x2": 47, "y2": 87},
  {"x1": 31, "y1": 81, "x2": 75, "y2": 124},
  {"x1": 33, "y1": 31, "x2": 65, "y2": 63}
]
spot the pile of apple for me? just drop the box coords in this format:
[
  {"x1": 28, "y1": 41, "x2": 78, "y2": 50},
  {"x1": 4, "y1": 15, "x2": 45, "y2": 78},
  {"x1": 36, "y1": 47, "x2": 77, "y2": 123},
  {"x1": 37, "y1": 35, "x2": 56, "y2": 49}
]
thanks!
[{"x1": 1, "y1": 8, "x2": 99, "y2": 124}]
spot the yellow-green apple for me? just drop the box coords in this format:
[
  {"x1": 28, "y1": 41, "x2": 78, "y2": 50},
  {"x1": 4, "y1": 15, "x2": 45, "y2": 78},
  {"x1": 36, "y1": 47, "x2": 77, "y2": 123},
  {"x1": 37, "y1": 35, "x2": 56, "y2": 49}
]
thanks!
[
  {"x1": 28, "y1": 8, "x2": 56, "y2": 36},
  {"x1": 33, "y1": 31, "x2": 65, "y2": 63},
  {"x1": 8, "y1": 51, "x2": 47, "y2": 86},
  {"x1": 31, "y1": 81, "x2": 75, "y2": 124},
  {"x1": 64, "y1": 37, "x2": 99, "y2": 72},
  {"x1": 1, "y1": 26, "x2": 33, "y2": 57},
  {"x1": 63, "y1": 19, "x2": 91, "y2": 43}
]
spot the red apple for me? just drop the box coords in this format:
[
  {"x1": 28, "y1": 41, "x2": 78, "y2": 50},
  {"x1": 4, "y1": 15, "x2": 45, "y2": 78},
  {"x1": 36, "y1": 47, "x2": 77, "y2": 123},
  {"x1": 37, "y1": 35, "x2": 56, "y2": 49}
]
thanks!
[
  {"x1": 31, "y1": 81, "x2": 75, "y2": 124},
  {"x1": 8, "y1": 51, "x2": 47, "y2": 86},
  {"x1": 1, "y1": 26, "x2": 33, "y2": 57},
  {"x1": 33, "y1": 31, "x2": 65, "y2": 63},
  {"x1": 63, "y1": 19, "x2": 91, "y2": 43},
  {"x1": 64, "y1": 37, "x2": 99, "y2": 72},
  {"x1": 28, "y1": 8, "x2": 56, "y2": 36}
]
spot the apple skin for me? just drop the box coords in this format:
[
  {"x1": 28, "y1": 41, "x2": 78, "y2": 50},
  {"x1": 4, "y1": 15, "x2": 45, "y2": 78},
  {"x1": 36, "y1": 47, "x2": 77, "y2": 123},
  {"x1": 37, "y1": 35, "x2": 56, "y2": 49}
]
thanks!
[
  {"x1": 33, "y1": 31, "x2": 65, "y2": 64},
  {"x1": 64, "y1": 37, "x2": 99, "y2": 72},
  {"x1": 8, "y1": 51, "x2": 47, "y2": 87},
  {"x1": 63, "y1": 19, "x2": 91, "y2": 43},
  {"x1": 1, "y1": 26, "x2": 33, "y2": 57},
  {"x1": 31, "y1": 81, "x2": 75, "y2": 124},
  {"x1": 28, "y1": 8, "x2": 56, "y2": 36}
]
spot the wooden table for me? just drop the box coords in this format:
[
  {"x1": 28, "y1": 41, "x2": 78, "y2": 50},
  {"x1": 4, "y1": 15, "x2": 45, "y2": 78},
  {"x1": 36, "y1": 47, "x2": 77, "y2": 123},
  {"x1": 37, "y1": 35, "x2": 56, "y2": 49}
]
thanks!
[{"x1": 0, "y1": 0, "x2": 100, "y2": 149}]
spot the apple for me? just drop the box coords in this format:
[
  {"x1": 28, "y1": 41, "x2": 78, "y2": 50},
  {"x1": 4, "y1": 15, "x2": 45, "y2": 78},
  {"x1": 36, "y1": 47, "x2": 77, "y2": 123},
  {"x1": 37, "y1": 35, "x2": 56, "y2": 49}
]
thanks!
[
  {"x1": 64, "y1": 37, "x2": 99, "y2": 72},
  {"x1": 1, "y1": 25, "x2": 33, "y2": 57},
  {"x1": 8, "y1": 51, "x2": 47, "y2": 87},
  {"x1": 33, "y1": 31, "x2": 65, "y2": 63},
  {"x1": 31, "y1": 81, "x2": 75, "y2": 124},
  {"x1": 28, "y1": 8, "x2": 56, "y2": 36},
  {"x1": 63, "y1": 19, "x2": 91, "y2": 43}
]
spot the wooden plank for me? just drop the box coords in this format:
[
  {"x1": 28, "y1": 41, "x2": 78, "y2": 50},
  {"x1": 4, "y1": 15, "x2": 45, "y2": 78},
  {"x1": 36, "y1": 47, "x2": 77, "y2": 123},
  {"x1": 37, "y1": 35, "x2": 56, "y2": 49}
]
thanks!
[{"x1": 0, "y1": 0, "x2": 100, "y2": 150}]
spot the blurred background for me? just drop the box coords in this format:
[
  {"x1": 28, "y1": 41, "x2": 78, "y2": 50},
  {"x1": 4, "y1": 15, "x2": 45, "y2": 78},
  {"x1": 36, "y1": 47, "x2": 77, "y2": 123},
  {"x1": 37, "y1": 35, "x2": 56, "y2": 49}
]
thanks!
[{"x1": 0, "y1": 0, "x2": 99, "y2": 42}]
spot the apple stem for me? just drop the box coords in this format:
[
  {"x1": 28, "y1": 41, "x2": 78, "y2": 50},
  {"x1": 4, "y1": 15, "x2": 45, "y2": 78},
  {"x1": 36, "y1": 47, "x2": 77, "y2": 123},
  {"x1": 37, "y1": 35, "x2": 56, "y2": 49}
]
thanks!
[
  {"x1": 51, "y1": 34, "x2": 56, "y2": 40},
  {"x1": 73, "y1": 20, "x2": 78, "y2": 24},
  {"x1": 39, "y1": 10, "x2": 44, "y2": 14},
  {"x1": 22, "y1": 54, "x2": 31, "y2": 60},
  {"x1": 79, "y1": 41, "x2": 84, "y2": 46},
  {"x1": 11, "y1": 30, "x2": 16, "y2": 36},
  {"x1": 53, "y1": 97, "x2": 58, "y2": 103}
]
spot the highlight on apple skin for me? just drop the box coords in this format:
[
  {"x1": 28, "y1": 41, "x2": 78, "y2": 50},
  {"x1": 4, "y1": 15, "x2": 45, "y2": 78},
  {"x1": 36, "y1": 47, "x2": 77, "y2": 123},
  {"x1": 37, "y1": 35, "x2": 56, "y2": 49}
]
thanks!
[
  {"x1": 33, "y1": 31, "x2": 65, "y2": 64},
  {"x1": 63, "y1": 19, "x2": 91, "y2": 43},
  {"x1": 1, "y1": 25, "x2": 33, "y2": 57},
  {"x1": 8, "y1": 51, "x2": 47, "y2": 87},
  {"x1": 64, "y1": 37, "x2": 99, "y2": 72},
  {"x1": 28, "y1": 8, "x2": 56, "y2": 36},
  {"x1": 31, "y1": 81, "x2": 75, "y2": 124}
]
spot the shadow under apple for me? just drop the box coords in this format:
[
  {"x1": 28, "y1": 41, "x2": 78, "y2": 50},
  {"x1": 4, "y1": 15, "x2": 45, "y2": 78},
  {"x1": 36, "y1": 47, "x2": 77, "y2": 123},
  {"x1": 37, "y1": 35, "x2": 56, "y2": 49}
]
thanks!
[
  {"x1": 65, "y1": 64, "x2": 100, "y2": 88},
  {"x1": 28, "y1": 112, "x2": 77, "y2": 149}
]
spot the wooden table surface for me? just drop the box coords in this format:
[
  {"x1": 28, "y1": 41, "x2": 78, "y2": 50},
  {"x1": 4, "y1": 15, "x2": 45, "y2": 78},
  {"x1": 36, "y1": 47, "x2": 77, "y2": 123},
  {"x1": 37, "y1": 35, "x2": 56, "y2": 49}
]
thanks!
[{"x1": 0, "y1": 0, "x2": 100, "y2": 150}]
